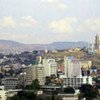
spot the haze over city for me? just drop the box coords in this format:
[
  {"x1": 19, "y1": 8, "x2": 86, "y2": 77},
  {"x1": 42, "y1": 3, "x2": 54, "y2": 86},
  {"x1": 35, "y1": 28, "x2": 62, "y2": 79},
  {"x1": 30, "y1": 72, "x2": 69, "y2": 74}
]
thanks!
[
  {"x1": 0, "y1": 0, "x2": 100, "y2": 44},
  {"x1": 0, "y1": 1, "x2": 100, "y2": 100}
]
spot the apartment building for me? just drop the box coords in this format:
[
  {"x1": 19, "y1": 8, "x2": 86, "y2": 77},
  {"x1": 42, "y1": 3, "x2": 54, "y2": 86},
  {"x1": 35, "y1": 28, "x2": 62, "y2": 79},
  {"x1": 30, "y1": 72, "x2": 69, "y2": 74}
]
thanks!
[
  {"x1": 43, "y1": 58, "x2": 57, "y2": 77},
  {"x1": 1, "y1": 77, "x2": 19, "y2": 90},
  {"x1": 63, "y1": 76, "x2": 92, "y2": 88},
  {"x1": 25, "y1": 64, "x2": 44, "y2": 86},
  {"x1": 64, "y1": 56, "x2": 81, "y2": 78}
]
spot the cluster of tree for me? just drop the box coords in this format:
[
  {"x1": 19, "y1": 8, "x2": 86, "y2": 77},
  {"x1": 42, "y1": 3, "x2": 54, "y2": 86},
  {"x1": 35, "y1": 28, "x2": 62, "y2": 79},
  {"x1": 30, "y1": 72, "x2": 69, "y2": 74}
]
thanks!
[
  {"x1": 25, "y1": 79, "x2": 41, "y2": 90},
  {"x1": 11, "y1": 91, "x2": 59, "y2": 100},
  {"x1": 45, "y1": 75, "x2": 57, "y2": 85},
  {"x1": 11, "y1": 79, "x2": 41, "y2": 100},
  {"x1": 79, "y1": 84, "x2": 99, "y2": 100},
  {"x1": 64, "y1": 87, "x2": 75, "y2": 94},
  {"x1": 10, "y1": 91, "x2": 36, "y2": 100},
  {"x1": 95, "y1": 77, "x2": 100, "y2": 89},
  {"x1": 45, "y1": 76, "x2": 51, "y2": 85}
]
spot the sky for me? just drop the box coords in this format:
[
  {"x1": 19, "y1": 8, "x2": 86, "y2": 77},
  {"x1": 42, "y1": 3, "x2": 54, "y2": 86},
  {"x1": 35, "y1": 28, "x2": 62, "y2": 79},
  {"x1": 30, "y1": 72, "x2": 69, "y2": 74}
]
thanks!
[{"x1": 0, "y1": 0, "x2": 100, "y2": 44}]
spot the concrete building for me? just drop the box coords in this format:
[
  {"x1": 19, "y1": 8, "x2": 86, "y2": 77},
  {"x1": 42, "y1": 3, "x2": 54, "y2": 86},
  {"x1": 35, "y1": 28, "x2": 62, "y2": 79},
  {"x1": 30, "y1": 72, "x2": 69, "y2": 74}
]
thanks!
[
  {"x1": 25, "y1": 64, "x2": 36, "y2": 85},
  {"x1": 36, "y1": 56, "x2": 42, "y2": 64},
  {"x1": 64, "y1": 56, "x2": 81, "y2": 78},
  {"x1": 18, "y1": 72, "x2": 26, "y2": 87},
  {"x1": 43, "y1": 58, "x2": 57, "y2": 77},
  {"x1": 58, "y1": 94, "x2": 78, "y2": 100},
  {"x1": 87, "y1": 43, "x2": 94, "y2": 54},
  {"x1": 95, "y1": 34, "x2": 100, "y2": 51},
  {"x1": 63, "y1": 76, "x2": 93, "y2": 88},
  {"x1": 26, "y1": 64, "x2": 44, "y2": 86},
  {"x1": 63, "y1": 57, "x2": 93, "y2": 89},
  {"x1": 81, "y1": 60, "x2": 92, "y2": 76},
  {"x1": 1, "y1": 77, "x2": 19, "y2": 90},
  {"x1": 36, "y1": 65, "x2": 45, "y2": 85}
]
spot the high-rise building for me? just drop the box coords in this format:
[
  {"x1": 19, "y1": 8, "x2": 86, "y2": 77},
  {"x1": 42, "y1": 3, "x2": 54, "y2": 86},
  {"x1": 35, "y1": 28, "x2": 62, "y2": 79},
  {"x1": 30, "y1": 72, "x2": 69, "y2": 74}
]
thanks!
[
  {"x1": 43, "y1": 58, "x2": 57, "y2": 77},
  {"x1": 95, "y1": 34, "x2": 100, "y2": 51},
  {"x1": 26, "y1": 64, "x2": 36, "y2": 85},
  {"x1": 64, "y1": 56, "x2": 81, "y2": 78},
  {"x1": 87, "y1": 43, "x2": 94, "y2": 54},
  {"x1": 36, "y1": 65, "x2": 45, "y2": 85},
  {"x1": 25, "y1": 64, "x2": 44, "y2": 86}
]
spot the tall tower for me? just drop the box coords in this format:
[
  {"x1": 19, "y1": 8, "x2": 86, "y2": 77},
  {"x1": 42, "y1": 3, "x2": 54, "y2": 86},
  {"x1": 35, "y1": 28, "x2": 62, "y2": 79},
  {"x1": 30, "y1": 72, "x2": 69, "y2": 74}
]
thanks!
[
  {"x1": 64, "y1": 56, "x2": 81, "y2": 78},
  {"x1": 25, "y1": 64, "x2": 45, "y2": 85},
  {"x1": 43, "y1": 58, "x2": 57, "y2": 77},
  {"x1": 95, "y1": 34, "x2": 100, "y2": 50}
]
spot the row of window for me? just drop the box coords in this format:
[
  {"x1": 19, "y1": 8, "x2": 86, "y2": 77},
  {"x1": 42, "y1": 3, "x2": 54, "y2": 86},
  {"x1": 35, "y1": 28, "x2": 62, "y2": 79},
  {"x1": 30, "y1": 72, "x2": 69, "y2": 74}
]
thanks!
[{"x1": 3, "y1": 81, "x2": 19, "y2": 84}]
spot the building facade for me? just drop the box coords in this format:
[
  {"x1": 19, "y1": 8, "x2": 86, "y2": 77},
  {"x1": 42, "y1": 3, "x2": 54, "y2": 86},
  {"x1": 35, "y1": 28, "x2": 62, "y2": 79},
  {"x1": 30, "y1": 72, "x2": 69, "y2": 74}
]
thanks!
[
  {"x1": 43, "y1": 58, "x2": 57, "y2": 77},
  {"x1": 81, "y1": 60, "x2": 92, "y2": 76},
  {"x1": 87, "y1": 43, "x2": 94, "y2": 54},
  {"x1": 26, "y1": 64, "x2": 36, "y2": 85},
  {"x1": 1, "y1": 77, "x2": 19, "y2": 90},
  {"x1": 25, "y1": 64, "x2": 44, "y2": 86},
  {"x1": 36, "y1": 65, "x2": 45, "y2": 85},
  {"x1": 95, "y1": 34, "x2": 100, "y2": 51},
  {"x1": 64, "y1": 56, "x2": 81, "y2": 78},
  {"x1": 63, "y1": 76, "x2": 92, "y2": 88}
]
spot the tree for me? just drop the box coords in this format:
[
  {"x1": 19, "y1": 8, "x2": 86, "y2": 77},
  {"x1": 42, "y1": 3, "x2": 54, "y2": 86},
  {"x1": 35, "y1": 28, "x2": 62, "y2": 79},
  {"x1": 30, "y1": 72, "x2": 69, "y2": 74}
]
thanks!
[
  {"x1": 79, "y1": 84, "x2": 99, "y2": 100},
  {"x1": 45, "y1": 76, "x2": 51, "y2": 85},
  {"x1": 26, "y1": 79, "x2": 41, "y2": 90},
  {"x1": 11, "y1": 91, "x2": 36, "y2": 100},
  {"x1": 64, "y1": 87, "x2": 75, "y2": 94},
  {"x1": 31, "y1": 79, "x2": 41, "y2": 90}
]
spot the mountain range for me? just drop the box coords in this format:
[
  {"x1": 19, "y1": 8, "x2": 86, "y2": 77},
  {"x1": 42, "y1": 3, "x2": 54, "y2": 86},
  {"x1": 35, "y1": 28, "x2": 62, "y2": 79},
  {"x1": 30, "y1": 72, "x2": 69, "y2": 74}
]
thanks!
[{"x1": 0, "y1": 40, "x2": 88, "y2": 54}]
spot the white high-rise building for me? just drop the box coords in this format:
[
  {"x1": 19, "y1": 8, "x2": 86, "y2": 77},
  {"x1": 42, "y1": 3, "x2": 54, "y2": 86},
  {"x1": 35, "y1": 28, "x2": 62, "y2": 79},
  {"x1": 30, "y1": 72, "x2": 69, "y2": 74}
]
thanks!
[
  {"x1": 64, "y1": 56, "x2": 82, "y2": 78},
  {"x1": 43, "y1": 58, "x2": 57, "y2": 77},
  {"x1": 87, "y1": 43, "x2": 94, "y2": 54}
]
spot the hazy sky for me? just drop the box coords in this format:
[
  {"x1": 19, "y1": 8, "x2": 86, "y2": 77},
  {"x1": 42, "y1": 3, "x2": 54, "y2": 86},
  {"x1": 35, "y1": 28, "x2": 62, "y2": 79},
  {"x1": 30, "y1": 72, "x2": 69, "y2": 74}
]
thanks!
[{"x1": 0, "y1": 0, "x2": 100, "y2": 44}]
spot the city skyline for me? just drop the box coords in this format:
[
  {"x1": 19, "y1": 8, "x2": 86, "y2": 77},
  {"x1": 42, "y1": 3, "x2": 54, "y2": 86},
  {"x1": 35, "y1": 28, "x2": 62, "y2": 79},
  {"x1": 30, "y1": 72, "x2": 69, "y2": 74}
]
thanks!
[{"x1": 0, "y1": 0, "x2": 100, "y2": 44}]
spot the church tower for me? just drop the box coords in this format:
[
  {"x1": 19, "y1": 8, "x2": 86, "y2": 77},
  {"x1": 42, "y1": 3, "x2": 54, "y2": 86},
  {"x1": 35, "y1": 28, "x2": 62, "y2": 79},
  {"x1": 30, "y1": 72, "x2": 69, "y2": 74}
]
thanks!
[{"x1": 95, "y1": 34, "x2": 100, "y2": 51}]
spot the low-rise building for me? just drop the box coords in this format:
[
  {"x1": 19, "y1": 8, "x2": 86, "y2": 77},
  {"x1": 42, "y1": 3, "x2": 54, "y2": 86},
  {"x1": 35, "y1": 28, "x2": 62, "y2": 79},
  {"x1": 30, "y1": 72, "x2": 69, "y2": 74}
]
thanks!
[
  {"x1": 58, "y1": 94, "x2": 78, "y2": 100},
  {"x1": 63, "y1": 76, "x2": 92, "y2": 88},
  {"x1": 1, "y1": 77, "x2": 19, "y2": 90}
]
